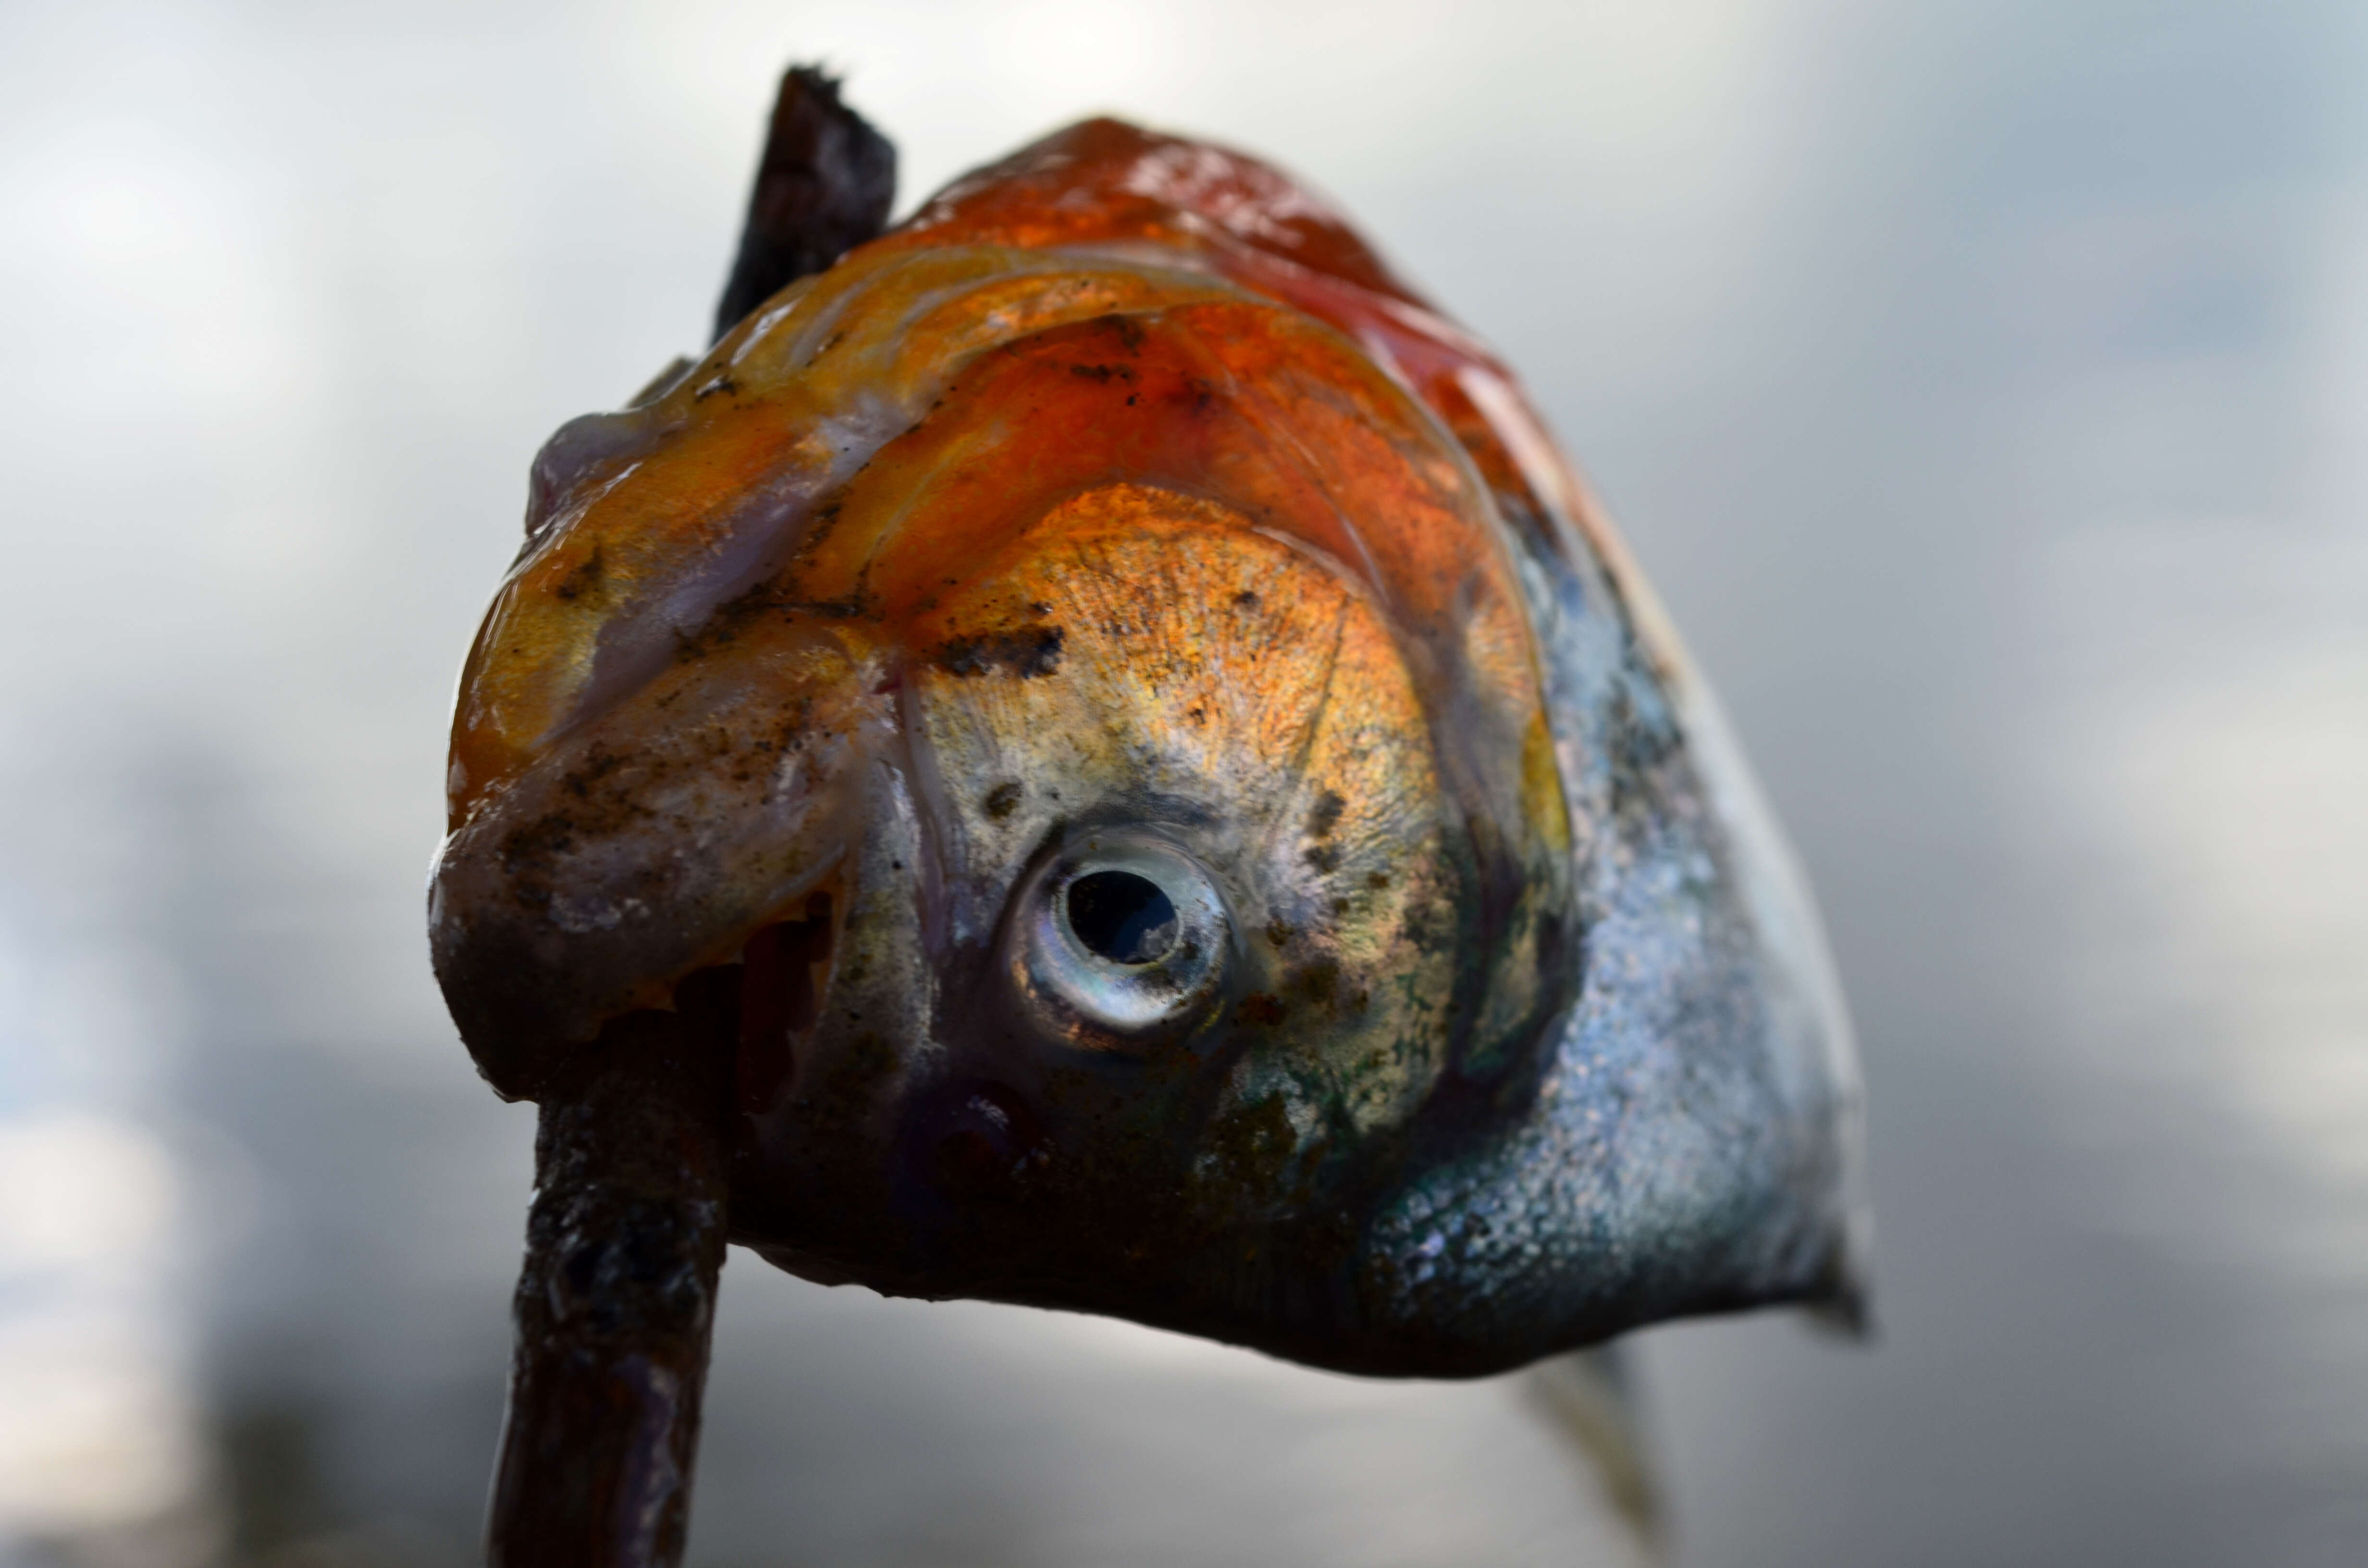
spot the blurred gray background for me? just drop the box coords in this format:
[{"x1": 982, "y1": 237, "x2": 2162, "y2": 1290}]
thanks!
[{"x1": 2, "y1": 1, "x2": 2363, "y2": 1564}]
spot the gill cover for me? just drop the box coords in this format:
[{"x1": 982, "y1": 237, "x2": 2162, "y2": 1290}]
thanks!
[{"x1": 430, "y1": 99, "x2": 1866, "y2": 1375}]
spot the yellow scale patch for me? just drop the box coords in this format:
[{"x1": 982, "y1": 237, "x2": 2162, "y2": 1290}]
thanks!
[{"x1": 912, "y1": 483, "x2": 1459, "y2": 1135}]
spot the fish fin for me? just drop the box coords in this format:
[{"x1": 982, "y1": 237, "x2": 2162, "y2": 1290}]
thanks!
[
  {"x1": 1524, "y1": 1348, "x2": 1665, "y2": 1559},
  {"x1": 712, "y1": 65, "x2": 897, "y2": 343},
  {"x1": 1806, "y1": 1215, "x2": 1878, "y2": 1340}
]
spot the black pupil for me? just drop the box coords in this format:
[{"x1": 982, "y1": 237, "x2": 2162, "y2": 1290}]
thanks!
[{"x1": 1065, "y1": 871, "x2": 1180, "y2": 965}]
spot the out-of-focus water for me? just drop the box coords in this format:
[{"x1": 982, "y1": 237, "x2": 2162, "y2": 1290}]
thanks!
[{"x1": 2, "y1": 2, "x2": 2362, "y2": 1564}]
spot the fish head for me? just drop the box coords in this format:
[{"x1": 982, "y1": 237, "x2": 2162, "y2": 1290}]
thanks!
[
  {"x1": 434, "y1": 118, "x2": 1867, "y2": 1373},
  {"x1": 431, "y1": 244, "x2": 1599, "y2": 1366}
]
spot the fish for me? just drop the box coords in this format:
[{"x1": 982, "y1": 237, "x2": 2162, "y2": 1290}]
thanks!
[{"x1": 432, "y1": 69, "x2": 1865, "y2": 1557}]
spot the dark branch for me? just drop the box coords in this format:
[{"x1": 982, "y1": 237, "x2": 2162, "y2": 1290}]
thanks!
[
  {"x1": 486, "y1": 980, "x2": 735, "y2": 1568},
  {"x1": 712, "y1": 66, "x2": 897, "y2": 344}
]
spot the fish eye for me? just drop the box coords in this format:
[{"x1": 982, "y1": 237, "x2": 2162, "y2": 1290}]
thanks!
[
  {"x1": 1017, "y1": 840, "x2": 1230, "y2": 1040},
  {"x1": 1064, "y1": 870, "x2": 1179, "y2": 964}
]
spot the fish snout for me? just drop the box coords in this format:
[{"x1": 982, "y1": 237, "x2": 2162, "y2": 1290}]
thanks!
[{"x1": 429, "y1": 622, "x2": 895, "y2": 1099}]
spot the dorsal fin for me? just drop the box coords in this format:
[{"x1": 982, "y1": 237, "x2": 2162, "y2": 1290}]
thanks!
[{"x1": 712, "y1": 66, "x2": 897, "y2": 343}]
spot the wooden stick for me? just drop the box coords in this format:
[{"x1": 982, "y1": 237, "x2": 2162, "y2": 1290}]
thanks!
[{"x1": 486, "y1": 978, "x2": 735, "y2": 1568}]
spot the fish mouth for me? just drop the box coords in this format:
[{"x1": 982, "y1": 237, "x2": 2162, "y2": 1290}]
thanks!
[
  {"x1": 441, "y1": 876, "x2": 852, "y2": 1143},
  {"x1": 730, "y1": 889, "x2": 839, "y2": 1127}
]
